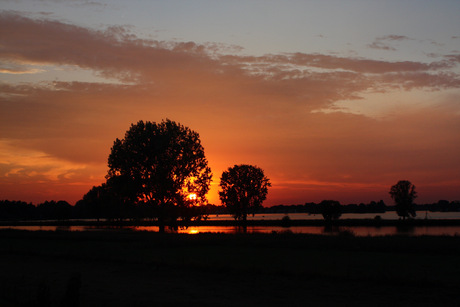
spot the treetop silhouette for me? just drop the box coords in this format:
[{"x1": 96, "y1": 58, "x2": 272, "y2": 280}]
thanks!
[
  {"x1": 107, "y1": 119, "x2": 212, "y2": 231},
  {"x1": 389, "y1": 180, "x2": 417, "y2": 219},
  {"x1": 319, "y1": 200, "x2": 342, "y2": 221},
  {"x1": 219, "y1": 164, "x2": 271, "y2": 223}
]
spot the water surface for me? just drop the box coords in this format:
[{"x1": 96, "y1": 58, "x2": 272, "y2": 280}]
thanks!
[{"x1": 2, "y1": 212, "x2": 460, "y2": 236}]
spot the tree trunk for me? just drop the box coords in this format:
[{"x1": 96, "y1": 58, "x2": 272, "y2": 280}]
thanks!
[
  {"x1": 158, "y1": 201, "x2": 165, "y2": 234},
  {"x1": 158, "y1": 221, "x2": 165, "y2": 234}
]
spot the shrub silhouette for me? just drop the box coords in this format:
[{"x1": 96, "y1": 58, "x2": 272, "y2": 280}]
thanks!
[{"x1": 319, "y1": 200, "x2": 342, "y2": 221}]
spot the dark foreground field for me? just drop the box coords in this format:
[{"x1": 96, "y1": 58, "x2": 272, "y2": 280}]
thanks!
[{"x1": 1, "y1": 230, "x2": 460, "y2": 306}]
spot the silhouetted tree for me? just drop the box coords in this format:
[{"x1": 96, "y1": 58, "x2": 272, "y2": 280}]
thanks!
[
  {"x1": 105, "y1": 174, "x2": 138, "y2": 220},
  {"x1": 78, "y1": 184, "x2": 114, "y2": 221},
  {"x1": 389, "y1": 180, "x2": 417, "y2": 219},
  {"x1": 319, "y1": 200, "x2": 342, "y2": 221},
  {"x1": 219, "y1": 164, "x2": 271, "y2": 223},
  {"x1": 436, "y1": 199, "x2": 450, "y2": 212},
  {"x1": 107, "y1": 119, "x2": 212, "y2": 232},
  {"x1": 36, "y1": 200, "x2": 72, "y2": 220},
  {"x1": 78, "y1": 185, "x2": 103, "y2": 220}
]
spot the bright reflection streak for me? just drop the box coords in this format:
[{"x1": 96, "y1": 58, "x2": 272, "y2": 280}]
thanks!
[{"x1": 2, "y1": 225, "x2": 460, "y2": 236}]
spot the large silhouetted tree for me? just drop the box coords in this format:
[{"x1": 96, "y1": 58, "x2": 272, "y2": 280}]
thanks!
[
  {"x1": 219, "y1": 164, "x2": 271, "y2": 223},
  {"x1": 389, "y1": 180, "x2": 417, "y2": 219},
  {"x1": 107, "y1": 119, "x2": 212, "y2": 232}
]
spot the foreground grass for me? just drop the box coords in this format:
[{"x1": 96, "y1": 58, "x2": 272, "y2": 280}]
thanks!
[{"x1": 0, "y1": 230, "x2": 459, "y2": 306}]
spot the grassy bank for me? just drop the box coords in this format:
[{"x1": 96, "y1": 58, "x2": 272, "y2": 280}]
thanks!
[{"x1": 0, "y1": 230, "x2": 459, "y2": 306}]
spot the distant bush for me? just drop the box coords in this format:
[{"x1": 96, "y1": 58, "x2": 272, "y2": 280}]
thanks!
[
  {"x1": 319, "y1": 200, "x2": 342, "y2": 221},
  {"x1": 338, "y1": 229, "x2": 355, "y2": 237},
  {"x1": 281, "y1": 215, "x2": 291, "y2": 228}
]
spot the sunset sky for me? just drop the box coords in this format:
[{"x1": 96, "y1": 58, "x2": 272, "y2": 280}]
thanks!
[{"x1": 1, "y1": 0, "x2": 459, "y2": 206}]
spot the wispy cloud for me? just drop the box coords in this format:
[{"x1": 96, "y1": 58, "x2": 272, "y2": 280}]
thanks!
[
  {"x1": 0, "y1": 68, "x2": 44, "y2": 74},
  {"x1": 379, "y1": 35, "x2": 412, "y2": 41},
  {"x1": 367, "y1": 41, "x2": 396, "y2": 51},
  {"x1": 367, "y1": 34, "x2": 413, "y2": 51}
]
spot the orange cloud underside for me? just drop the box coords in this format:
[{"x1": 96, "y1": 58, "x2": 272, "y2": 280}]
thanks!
[{"x1": 0, "y1": 12, "x2": 459, "y2": 205}]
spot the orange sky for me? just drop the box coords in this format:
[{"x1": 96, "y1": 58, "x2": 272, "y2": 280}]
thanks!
[{"x1": 1, "y1": 9, "x2": 460, "y2": 206}]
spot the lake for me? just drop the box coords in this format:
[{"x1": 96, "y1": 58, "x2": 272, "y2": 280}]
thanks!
[
  {"x1": 2, "y1": 211, "x2": 460, "y2": 236},
  {"x1": 241, "y1": 211, "x2": 460, "y2": 220},
  {"x1": 2, "y1": 224, "x2": 460, "y2": 236}
]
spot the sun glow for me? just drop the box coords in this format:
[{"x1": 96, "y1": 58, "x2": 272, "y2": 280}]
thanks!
[{"x1": 188, "y1": 193, "x2": 197, "y2": 201}]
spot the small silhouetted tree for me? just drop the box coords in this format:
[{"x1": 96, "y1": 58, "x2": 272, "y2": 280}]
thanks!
[
  {"x1": 219, "y1": 164, "x2": 271, "y2": 224},
  {"x1": 389, "y1": 180, "x2": 417, "y2": 219},
  {"x1": 319, "y1": 200, "x2": 342, "y2": 221},
  {"x1": 107, "y1": 119, "x2": 212, "y2": 232}
]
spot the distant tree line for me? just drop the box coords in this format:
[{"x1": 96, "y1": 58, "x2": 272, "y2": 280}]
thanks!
[
  {"x1": 261, "y1": 200, "x2": 460, "y2": 215},
  {"x1": 0, "y1": 199, "x2": 207, "y2": 221},
  {"x1": 265, "y1": 200, "x2": 387, "y2": 215},
  {"x1": 0, "y1": 200, "x2": 73, "y2": 221},
  {"x1": 1, "y1": 199, "x2": 459, "y2": 222}
]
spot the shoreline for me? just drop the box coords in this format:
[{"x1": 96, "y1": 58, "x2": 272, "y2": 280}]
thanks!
[{"x1": 2, "y1": 218, "x2": 460, "y2": 227}]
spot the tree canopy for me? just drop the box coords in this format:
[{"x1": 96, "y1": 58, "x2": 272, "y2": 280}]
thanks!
[
  {"x1": 218, "y1": 164, "x2": 271, "y2": 222},
  {"x1": 106, "y1": 119, "x2": 212, "y2": 230},
  {"x1": 319, "y1": 200, "x2": 342, "y2": 221},
  {"x1": 389, "y1": 180, "x2": 417, "y2": 219}
]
